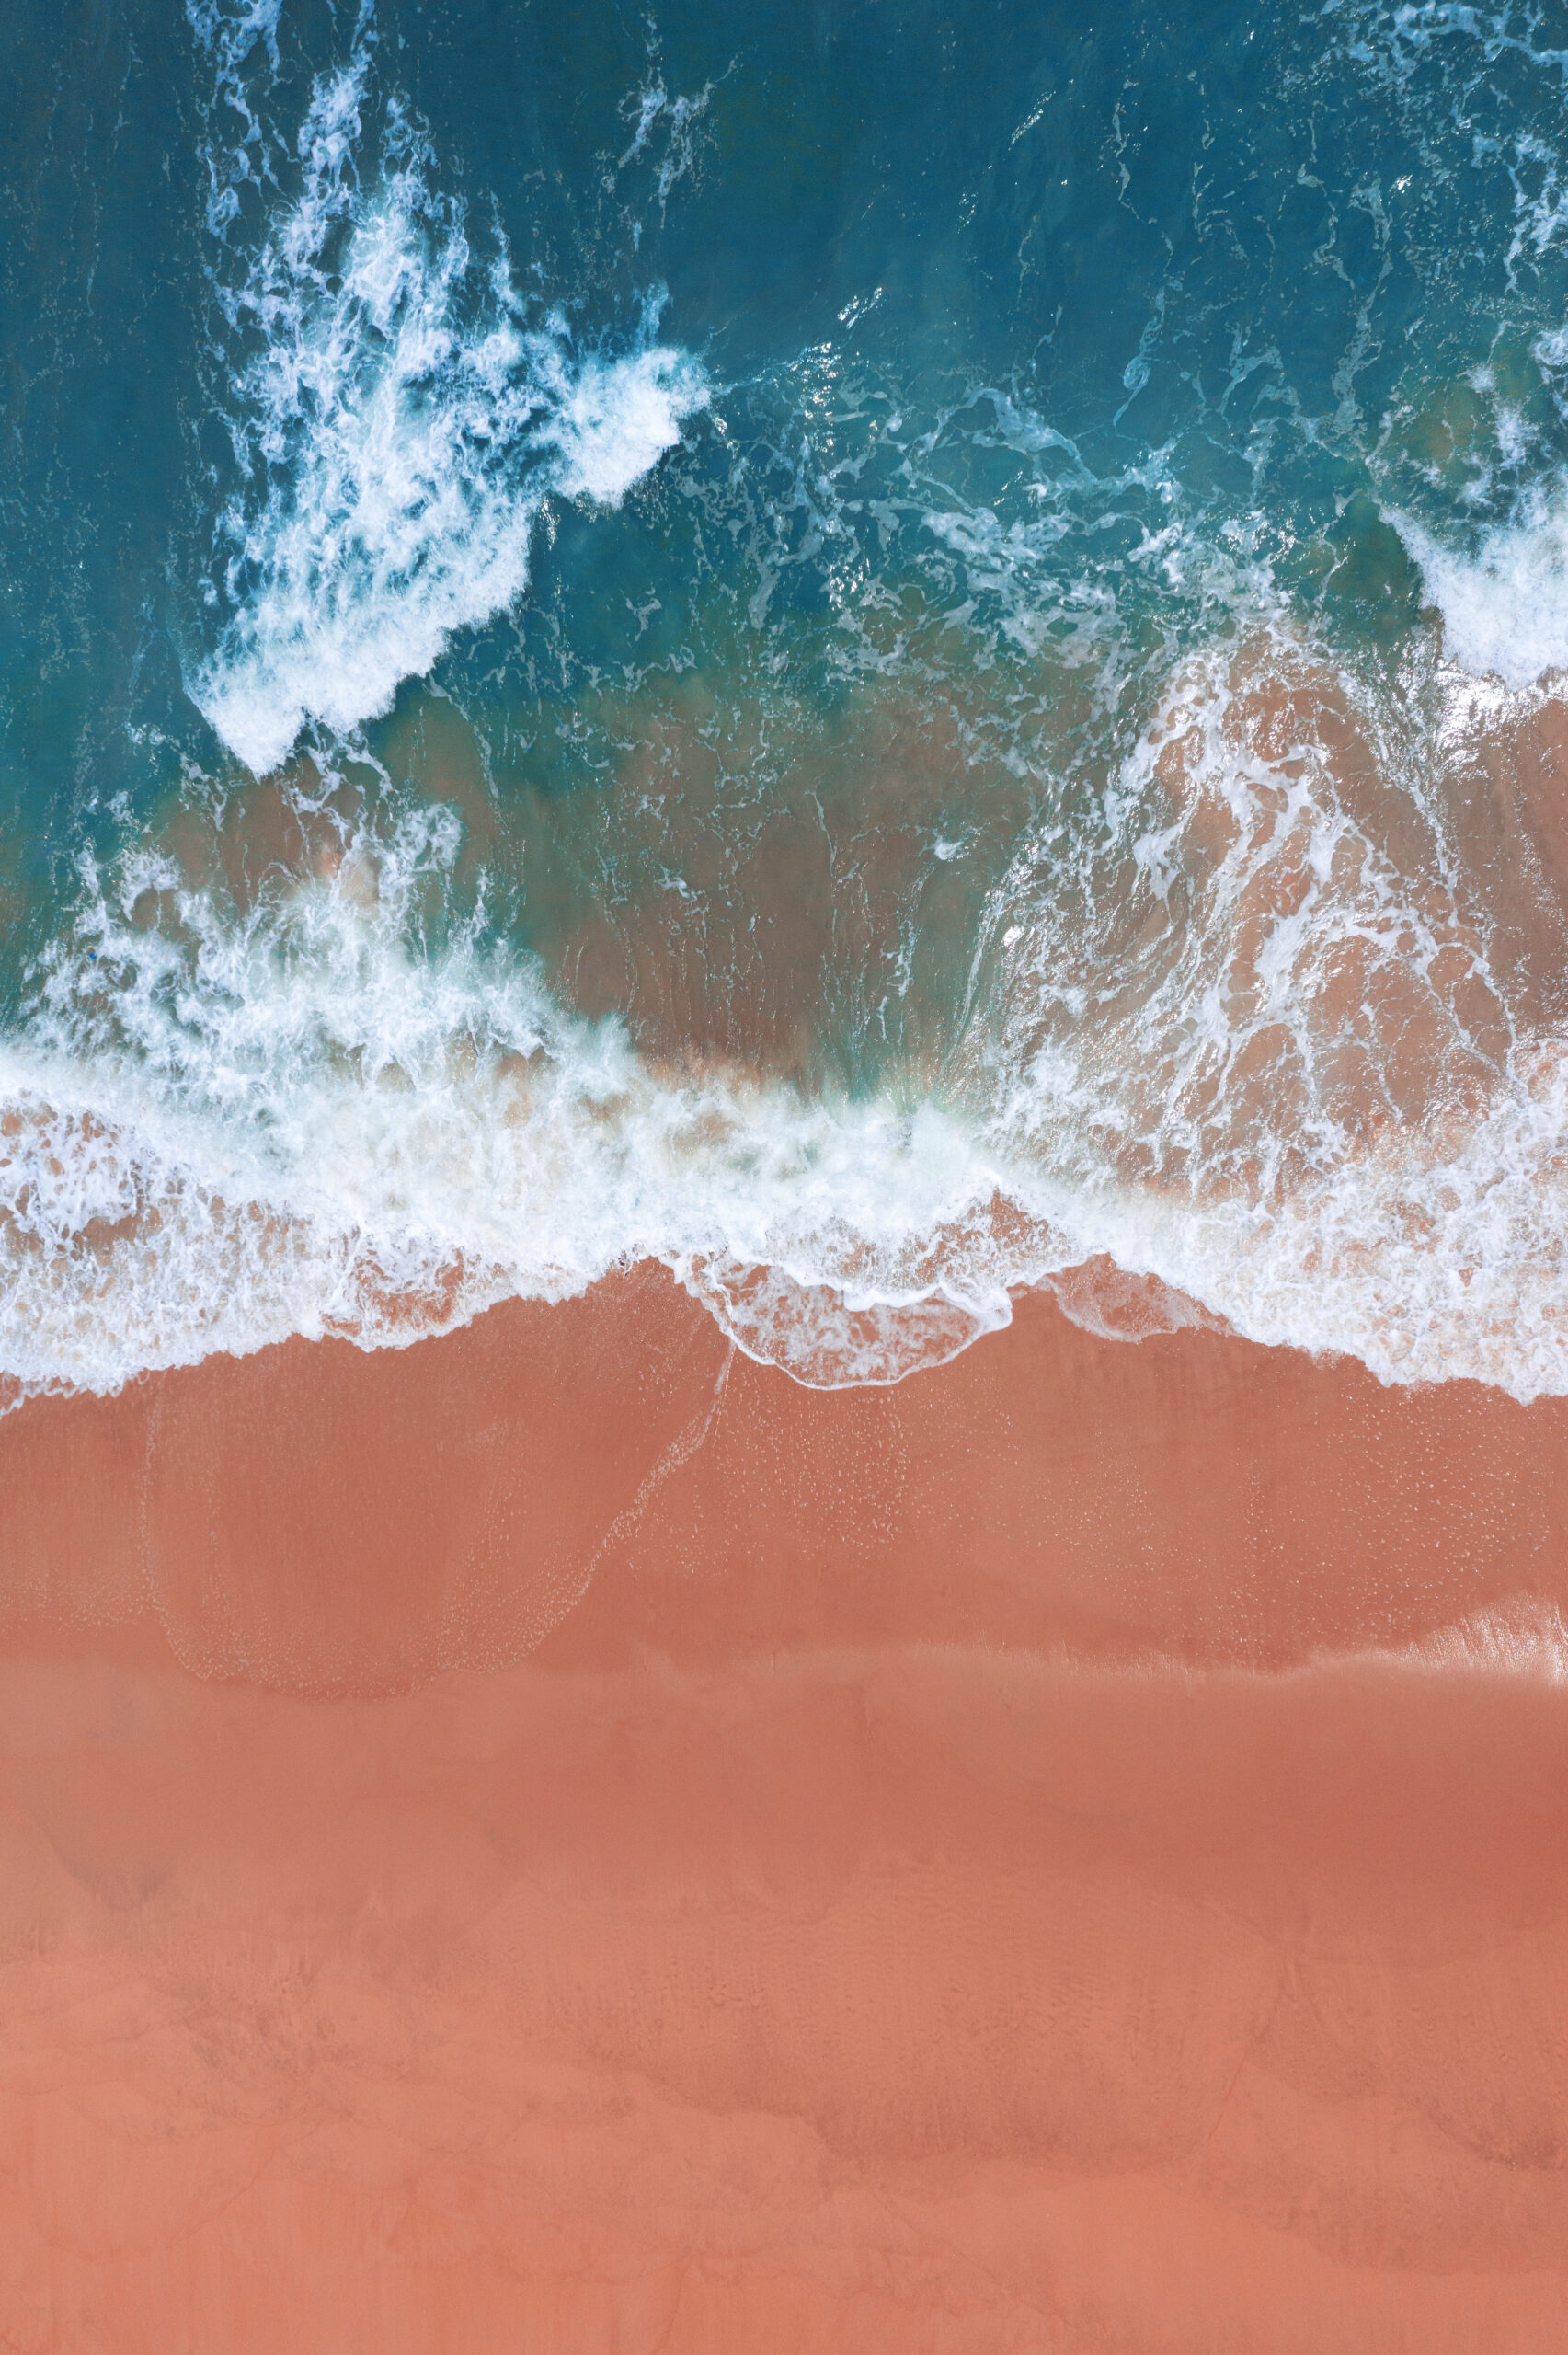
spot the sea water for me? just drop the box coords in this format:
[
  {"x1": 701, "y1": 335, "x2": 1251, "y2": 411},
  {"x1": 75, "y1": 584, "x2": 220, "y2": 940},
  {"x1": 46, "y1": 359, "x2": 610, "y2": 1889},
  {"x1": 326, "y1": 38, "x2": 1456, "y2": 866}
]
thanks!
[{"x1": 7, "y1": 0, "x2": 1568, "y2": 1402}]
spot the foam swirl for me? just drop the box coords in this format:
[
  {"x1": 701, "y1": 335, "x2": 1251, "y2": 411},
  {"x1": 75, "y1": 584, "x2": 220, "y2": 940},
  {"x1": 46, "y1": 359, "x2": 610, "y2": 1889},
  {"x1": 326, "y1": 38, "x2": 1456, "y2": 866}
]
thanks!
[{"x1": 189, "y1": 39, "x2": 708, "y2": 776}]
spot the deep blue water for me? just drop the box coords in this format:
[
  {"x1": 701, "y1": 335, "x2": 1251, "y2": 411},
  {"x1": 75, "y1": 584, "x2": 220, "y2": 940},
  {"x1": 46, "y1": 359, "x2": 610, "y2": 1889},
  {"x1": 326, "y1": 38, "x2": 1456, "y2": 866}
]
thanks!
[{"x1": 6, "y1": 0, "x2": 1568, "y2": 1400}]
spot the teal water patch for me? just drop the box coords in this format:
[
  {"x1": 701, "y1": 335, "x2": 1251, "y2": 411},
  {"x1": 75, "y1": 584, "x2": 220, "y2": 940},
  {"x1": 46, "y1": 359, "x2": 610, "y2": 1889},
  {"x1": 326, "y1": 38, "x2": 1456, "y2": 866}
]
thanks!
[{"x1": 7, "y1": 0, "x2": 1568, "y2": 1399}]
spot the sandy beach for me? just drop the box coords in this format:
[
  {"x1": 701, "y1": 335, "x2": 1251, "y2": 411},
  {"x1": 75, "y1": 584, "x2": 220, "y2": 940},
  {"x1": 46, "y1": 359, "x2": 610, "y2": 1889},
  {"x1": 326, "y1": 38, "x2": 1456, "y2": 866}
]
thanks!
[
  {"x1": 2, "y1": 1269, "x2": 1566, "y2": 2352},
  {"x1": 14, "y1": 3, "x2": 1568, "y2": 2344}
]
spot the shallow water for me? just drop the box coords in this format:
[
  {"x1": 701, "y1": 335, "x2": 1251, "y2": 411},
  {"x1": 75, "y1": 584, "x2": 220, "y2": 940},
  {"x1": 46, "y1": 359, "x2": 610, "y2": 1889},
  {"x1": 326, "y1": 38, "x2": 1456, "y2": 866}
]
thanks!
[{"x1": 8, "y1": 0, "x2": 1568, "y2": 1398}]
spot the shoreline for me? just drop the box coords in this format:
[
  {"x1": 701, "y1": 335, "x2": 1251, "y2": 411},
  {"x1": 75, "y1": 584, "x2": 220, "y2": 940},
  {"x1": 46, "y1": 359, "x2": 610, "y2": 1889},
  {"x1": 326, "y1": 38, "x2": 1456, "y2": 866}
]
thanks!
[
  {"x1": 8, "y1": 1263, "x2": 1568, "y2": 1683},
  {"x1": 3, "y1": 1269, "x2": 1568, "y2": 2349}
]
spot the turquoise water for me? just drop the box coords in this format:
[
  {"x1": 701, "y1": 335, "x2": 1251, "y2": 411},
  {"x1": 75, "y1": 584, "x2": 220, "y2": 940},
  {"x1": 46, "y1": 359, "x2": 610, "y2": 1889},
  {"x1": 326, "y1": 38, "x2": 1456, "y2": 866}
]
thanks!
[{"x1": 6, "y1": 0, "x2": 1568, "y2": 1398}]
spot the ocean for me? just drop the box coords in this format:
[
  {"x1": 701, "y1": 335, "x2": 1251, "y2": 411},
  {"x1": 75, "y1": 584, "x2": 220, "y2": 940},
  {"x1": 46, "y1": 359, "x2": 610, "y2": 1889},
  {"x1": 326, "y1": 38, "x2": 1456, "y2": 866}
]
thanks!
[{"x1": 6, "y1": 0, "x2": 1568, "y2": 1407}]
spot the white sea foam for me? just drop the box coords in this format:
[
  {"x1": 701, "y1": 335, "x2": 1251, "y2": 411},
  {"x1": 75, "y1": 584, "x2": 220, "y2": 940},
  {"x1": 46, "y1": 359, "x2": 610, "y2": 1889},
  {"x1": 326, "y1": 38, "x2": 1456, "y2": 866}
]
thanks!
[
  {"x1": 1372, "y1": 1596, "x2": 1568, "y2": 1683},
  {"x1": 7, "y1": 631, "x2": 1568, "y2": 1411},
  {"x1": 31, "y1": 18, "x2": 1568, "y2": 1410},
  {"x1": 1392, "y1": 489, "x2": 1568, "y2": 689},
  {"x1": 189, "y1": 46, "x2": 709, "y2": 777},
  {"x1": 0, "y1": 810, "x2": 1085, "y2": 1403},
  {"x1": 967, "y1": 621, "x2": 1568, "y2": 1399}
]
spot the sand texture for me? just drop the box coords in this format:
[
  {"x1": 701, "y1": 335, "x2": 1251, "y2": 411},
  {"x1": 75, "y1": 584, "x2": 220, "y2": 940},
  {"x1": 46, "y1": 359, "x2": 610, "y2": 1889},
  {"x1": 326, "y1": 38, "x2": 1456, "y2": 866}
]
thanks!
[{"x1": 2, "y1": 1269, "x2": 1567, "y2": 2351}]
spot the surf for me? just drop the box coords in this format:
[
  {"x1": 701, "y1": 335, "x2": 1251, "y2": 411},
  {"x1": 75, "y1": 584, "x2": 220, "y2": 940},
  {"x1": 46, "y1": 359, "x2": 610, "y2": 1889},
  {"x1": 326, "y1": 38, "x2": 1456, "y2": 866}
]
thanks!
[{"x1": 187, "y1": 22, "x2": 710, "y2": 778}]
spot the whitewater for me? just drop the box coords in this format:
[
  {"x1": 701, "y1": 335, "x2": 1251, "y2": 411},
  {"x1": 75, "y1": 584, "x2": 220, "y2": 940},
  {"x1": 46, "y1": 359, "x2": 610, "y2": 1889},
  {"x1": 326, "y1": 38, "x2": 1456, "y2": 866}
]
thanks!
[
  {"x1": 8, "y1": 615, "x2": 1568, "y2": 1406},
  {"x1": 7, "y1": 0, "x2": 1568, "y2": 1407},
  {"x1": 188, "y1": 38, "x2": 710, "y2": 776}
]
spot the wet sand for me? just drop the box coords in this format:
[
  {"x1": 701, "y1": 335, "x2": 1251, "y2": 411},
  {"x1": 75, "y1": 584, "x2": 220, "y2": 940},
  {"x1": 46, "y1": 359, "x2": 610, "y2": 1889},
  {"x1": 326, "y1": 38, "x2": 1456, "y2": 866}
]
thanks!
[{"x1": 3, "y1": 1267, "x2": 1568, "y2": 2350}]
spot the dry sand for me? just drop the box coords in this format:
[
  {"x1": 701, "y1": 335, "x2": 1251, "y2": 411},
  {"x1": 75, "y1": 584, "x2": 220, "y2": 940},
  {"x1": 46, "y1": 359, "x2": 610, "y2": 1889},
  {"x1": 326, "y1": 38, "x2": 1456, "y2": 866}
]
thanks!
[{"x1": 2, "y1": 1266, "x2": 1567, "y2": 2351}]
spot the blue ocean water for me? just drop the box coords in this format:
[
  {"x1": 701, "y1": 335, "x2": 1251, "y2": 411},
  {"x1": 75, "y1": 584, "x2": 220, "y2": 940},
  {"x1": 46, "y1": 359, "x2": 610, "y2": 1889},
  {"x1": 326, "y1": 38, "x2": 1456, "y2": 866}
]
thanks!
[{"x1": 6, "y1": 0, "x2": 1568, "y2": 1399}]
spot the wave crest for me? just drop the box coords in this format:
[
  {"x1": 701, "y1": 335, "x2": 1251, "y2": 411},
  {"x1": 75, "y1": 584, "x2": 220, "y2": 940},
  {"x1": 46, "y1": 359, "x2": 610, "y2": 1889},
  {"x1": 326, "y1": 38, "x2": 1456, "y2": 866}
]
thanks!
[
  {"x1": 8, "y1": 660, "x2": 1568, "y2": 1411},
  {"x1": 189, "y1": 36, "x2": 708, "y2": 776}
]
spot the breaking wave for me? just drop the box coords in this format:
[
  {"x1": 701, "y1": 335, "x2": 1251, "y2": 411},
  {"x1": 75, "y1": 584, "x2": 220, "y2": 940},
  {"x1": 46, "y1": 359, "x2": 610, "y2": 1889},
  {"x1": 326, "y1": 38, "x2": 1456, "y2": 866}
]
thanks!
[
  {"x1": 8, "y1": 0, "x2": 1568, "y2": 1410},
  {"x1": 187, "y1": 24, "x2": 709, "y2": 776},
  {"x1": 1394, "y1": 482, "x2": 1568, "y2": 692},
  {"x1": 8, "y1": 610, "x2": 1568, "y2": 1407}
]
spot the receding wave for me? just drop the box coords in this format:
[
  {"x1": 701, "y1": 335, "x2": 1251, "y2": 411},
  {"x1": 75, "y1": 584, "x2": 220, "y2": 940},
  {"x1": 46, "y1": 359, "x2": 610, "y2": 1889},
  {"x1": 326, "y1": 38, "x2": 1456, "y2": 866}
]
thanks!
[
  {"x1": 8, "y1": 612, "x2": 1568, "y2": 1407},
  {"x1": 0, "y1": 805, "x2": 1066, "y2": 1402},
  {"x1": 8, "y1": 0, "x2": 1566, "y2": 1409}
]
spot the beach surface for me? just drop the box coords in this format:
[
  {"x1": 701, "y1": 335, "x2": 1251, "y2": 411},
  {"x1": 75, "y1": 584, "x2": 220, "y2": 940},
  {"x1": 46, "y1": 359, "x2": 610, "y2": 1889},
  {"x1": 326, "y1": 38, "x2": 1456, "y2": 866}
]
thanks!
[{"x1": 3, "y1": 1268, "x2": 1567, "y2": 2353}]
